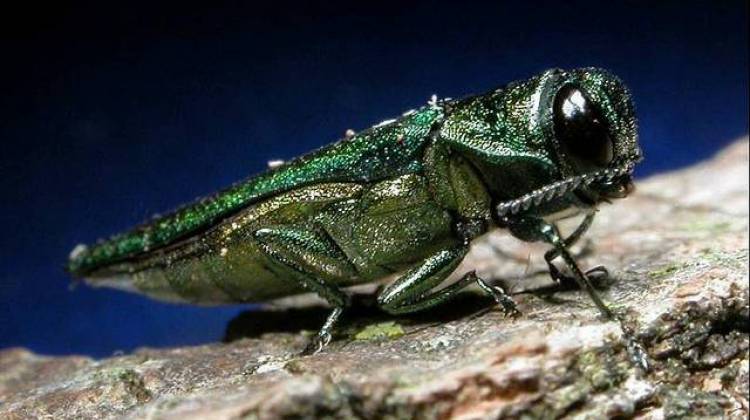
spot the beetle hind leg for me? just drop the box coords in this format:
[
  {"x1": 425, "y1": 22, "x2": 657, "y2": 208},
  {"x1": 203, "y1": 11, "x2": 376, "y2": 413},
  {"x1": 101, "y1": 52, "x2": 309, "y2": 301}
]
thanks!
[
  {"x1": 253, "y1": 226, "x2": 356, "y2": 355},
  {"x1": 475, "y1": 274, "x2": 521, "y2": 317},
  {"x1": 302, "y1": 306, "x2": 343, "y2": 355},
  {"x1": 377, "y1": 247, "x2": 520, "y2": 316}
]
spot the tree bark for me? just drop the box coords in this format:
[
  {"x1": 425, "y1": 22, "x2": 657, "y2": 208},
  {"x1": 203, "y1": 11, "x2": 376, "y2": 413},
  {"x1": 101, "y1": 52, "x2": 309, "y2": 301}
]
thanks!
[{"x1": 1, "y1": 138, "x2": 748, "y2": 419}]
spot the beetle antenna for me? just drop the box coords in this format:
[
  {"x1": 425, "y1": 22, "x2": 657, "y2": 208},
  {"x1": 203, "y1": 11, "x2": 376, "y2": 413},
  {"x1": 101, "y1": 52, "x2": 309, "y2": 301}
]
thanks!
[{"x1": 496, "y1": 165, "x2": 633, "y2": 217}]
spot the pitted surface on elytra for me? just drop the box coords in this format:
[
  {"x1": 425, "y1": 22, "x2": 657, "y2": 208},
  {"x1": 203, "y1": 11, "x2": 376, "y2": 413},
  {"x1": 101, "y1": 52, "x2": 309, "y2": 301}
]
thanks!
[{"x1": 68, "y1": 105, "x2": 443, "y2": 274}]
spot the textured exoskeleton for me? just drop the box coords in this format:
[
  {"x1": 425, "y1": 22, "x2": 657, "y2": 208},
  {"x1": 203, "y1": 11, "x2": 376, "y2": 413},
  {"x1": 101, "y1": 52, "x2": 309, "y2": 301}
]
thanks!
[{"x1": 68, "y1": 68, "x2": 642, "y2": 355}]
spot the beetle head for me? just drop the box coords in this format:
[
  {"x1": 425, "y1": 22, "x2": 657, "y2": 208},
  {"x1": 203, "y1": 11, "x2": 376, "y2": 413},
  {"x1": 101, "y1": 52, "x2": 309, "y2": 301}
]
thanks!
[
  {"x1": 543, "y1": 68, "x2": 642, "y2": 204},
  {"x1": 440, "y1": 68, "x2": 642, "y2": 216}
]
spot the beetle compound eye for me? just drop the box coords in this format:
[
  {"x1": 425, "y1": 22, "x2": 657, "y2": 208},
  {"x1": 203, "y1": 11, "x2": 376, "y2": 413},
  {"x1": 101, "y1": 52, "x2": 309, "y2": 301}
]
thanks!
[{"x1": 553, "y1": 84, "x2": 614, "y2": 168}]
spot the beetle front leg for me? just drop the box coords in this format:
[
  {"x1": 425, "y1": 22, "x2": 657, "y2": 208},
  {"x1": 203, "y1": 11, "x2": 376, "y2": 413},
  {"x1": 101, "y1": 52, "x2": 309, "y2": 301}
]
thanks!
[
  {"x1": 377, "y1": 246, "x2": 519, "y2": 316},
  {"x1": 505, "y1": 215, "x2": 651, "y2": 370},
  {"x1": 544, "y1": 210, "x2": 596, "y2": 261},
  {"x1": 253, "y1": 226, "x2": 356, "y2": 355}
]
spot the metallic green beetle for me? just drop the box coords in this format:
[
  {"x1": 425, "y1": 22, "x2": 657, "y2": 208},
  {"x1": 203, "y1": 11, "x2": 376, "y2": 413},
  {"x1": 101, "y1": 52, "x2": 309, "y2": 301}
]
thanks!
[{"x1": 68, "y1": 67, "x2": 641, "y2": 354}]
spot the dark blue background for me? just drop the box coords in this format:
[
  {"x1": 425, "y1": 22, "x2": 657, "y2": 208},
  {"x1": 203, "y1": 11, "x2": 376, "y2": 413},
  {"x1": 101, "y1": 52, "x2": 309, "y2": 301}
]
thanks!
[{"x1": 1, "y1": 1, "x2": 747, "y2": 357}]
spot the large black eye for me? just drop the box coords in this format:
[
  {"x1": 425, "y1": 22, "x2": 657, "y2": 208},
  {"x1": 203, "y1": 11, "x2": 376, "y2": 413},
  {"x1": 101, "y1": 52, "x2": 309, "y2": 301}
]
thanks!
[{"x1": 553, "y1": 84, "x2": 614, "y2": 168}]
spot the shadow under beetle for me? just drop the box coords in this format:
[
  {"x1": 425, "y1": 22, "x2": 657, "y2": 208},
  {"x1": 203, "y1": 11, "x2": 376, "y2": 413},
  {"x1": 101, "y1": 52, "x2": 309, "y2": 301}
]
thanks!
[{"x1": 68, "y1": 68, "x2": 645, "y2": 360}]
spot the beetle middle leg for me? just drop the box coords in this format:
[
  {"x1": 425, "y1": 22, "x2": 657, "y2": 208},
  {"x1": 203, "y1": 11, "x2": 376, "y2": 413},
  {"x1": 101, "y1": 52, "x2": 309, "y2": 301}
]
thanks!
[
  {"x1": 377, "y1": 246, "x2": 520, "y2": 317},
  {"x1": 504, "y1": 215, "x2": 613, "y2": 318},
  {"x1": 535, "y1": 211, "x2": 613, "y2": 295},
  {"x1": 253, "y1": 226, "x2": 357, "y2": 355}
]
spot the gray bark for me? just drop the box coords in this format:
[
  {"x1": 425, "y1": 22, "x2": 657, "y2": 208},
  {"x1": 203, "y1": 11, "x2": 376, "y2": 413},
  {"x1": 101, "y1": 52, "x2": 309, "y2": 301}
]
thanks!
[{"x1": 1, "y1": 138, "x2": 748, "y2": 419}]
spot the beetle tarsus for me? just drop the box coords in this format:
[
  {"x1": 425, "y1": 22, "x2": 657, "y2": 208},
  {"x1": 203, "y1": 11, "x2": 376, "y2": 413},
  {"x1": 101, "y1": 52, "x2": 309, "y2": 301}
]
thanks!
[
  {"x1": 582, "y1": 265, "x2": 611, "y2": 287},
  {"x1": 301, "y1": 306, "x2": 343, "y2": 356},
  {"x1": 301, "y1": 334, "x2": 328, "y2": 356},
  {"x1": 545, "y1": 263, "x2": 614, "y2": 294},
  {"x1": 475, "y1": 275, "x2": 521, "y2": 317}
]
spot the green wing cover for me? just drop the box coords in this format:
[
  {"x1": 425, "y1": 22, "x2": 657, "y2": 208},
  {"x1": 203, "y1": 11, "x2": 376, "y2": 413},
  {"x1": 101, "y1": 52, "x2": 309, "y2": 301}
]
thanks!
[{"x1": 68, "y1": 106, "x2": 443, "y2": 276}]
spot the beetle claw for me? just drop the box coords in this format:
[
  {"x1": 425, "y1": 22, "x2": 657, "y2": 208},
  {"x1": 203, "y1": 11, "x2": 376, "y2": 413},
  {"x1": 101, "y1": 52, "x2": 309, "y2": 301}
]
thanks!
[
  {"x1": 494, "y1": 289, "x2": 522, "y2": 318},
  {"x1": 584, "y1": 265, "x2": 612, "y2": 287},
  {"x1": 475, "y1": 277, "x2": 522, "y2": 318},
  {"x1": 301, "y1": 331, "x2": 331, "y2": 356}
]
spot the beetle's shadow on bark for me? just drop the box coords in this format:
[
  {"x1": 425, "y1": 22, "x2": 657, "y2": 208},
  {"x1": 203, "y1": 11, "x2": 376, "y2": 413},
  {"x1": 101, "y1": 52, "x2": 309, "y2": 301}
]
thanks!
[{"x1": 223, "y1": 292, "x2": 497, "y2": 343}]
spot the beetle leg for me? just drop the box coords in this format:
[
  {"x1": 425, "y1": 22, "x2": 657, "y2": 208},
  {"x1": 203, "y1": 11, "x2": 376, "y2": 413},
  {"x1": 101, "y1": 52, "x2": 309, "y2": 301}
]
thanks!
[
  {"x1": 505, "y1": 215, "x2": 651, "y2": 371},
  {"x1": 504, "y1": 211, "x2": 610, "y2": 295},
  {"x1": 545, "y1": 210, "x2": 596, "y2": 261},
  {"x1": 474, "y1": 274, "x2": 521, "y2": 317},
  {"x1": 253, "y1": 226, "x2": 355, "y2": 355},
  {"x1": 377, "y1": 247, "x2": 519, "y2": 316},
  {"x1": 540, "y1": 222, "x2": 613, "y2": 318},
  {"x1": 544, "y1": 263, "x2": 612, "y2": 293},
  {"x1": 541, "y1": 211, "x2": 613, "y2": 292},
  {"x1": 504, "y1": 216, "x2": 612, "y2": 318}
]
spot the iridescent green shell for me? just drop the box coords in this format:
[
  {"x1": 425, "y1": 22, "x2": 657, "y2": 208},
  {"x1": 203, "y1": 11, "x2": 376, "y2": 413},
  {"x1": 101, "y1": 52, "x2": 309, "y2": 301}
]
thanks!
[{"x1": 68, "y1": 105, "x2": 443, "y2": 276}]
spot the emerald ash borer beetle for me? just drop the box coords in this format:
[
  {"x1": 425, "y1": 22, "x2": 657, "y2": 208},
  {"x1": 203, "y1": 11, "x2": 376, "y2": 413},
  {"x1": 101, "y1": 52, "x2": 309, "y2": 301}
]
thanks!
[{"x1": 68, "y1": 68, "x2": 643, "y2": 355}]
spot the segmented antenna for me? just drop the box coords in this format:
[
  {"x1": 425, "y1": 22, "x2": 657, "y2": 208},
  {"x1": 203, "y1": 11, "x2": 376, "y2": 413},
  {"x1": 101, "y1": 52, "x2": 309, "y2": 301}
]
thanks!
[{"x1": 495, "y1": 165, "x2": 633, "y2": 217}]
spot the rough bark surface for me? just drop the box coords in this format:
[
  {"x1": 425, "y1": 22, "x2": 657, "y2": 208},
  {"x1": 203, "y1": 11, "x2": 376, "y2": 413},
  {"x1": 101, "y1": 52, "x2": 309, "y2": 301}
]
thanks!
[{"x1": 1, "y1": 139, "x2": 748, "y2": 420}]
